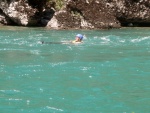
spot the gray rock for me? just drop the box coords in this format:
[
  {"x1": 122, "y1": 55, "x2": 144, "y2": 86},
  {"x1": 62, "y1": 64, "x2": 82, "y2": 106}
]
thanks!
[{"x1": 0, "y1": 0, "x2": 37, "y2": 26}]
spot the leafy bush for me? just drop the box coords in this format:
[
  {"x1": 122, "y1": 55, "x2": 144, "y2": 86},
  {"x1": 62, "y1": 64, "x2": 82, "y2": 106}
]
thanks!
[{"x1": 46, "y1": 0, "x2": 65, "y2": 10}]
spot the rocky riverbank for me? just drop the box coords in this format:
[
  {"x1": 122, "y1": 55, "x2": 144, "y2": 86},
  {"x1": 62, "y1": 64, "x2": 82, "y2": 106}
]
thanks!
[{"x1": 0, "y1": 0, "x2": 150, "y2": 29}]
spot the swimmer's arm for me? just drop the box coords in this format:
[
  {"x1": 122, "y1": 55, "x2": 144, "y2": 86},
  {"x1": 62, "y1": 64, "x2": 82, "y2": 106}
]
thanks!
[
  {"x1": 71, "y1": 40, "x2": 77, "y2": 43},
  {"x1": 71, "y1": 40, "x2": 82, "y2": 44}
]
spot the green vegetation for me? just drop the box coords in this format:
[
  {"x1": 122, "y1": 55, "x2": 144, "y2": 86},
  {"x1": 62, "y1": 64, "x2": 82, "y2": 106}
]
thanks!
[
  {"x1": 47, "y1": 0, "x2": 65, "y2": 10},
  {"x1": 71, "y1": 10, "x2": 82, "y2": 17}
]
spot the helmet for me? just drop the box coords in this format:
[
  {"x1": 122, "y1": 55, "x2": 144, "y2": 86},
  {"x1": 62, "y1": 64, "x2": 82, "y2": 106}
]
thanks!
[{"x1": 76, "y1": 34, "x2": 83, "y2": 40}]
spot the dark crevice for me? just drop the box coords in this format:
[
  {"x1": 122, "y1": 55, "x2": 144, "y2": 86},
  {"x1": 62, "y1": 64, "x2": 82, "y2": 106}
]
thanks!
[
  {"x1": 120, "y1": 22, "x2": 150, "y2": 27},
  {"x1": 27, "y1": 0, "x2": 55, "y2": 27},
  {"x1": 28, "y1": 0, "x2": 47, "y2": 14}
]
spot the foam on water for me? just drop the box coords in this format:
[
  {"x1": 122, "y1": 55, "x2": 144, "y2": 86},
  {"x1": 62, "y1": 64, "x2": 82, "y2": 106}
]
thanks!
[
  {"x1": 131, "y1": 36, "x2": 150, "y2": 43},
  {"x1": 0, "y1": 27, "x2": 150, "y2": 113}
]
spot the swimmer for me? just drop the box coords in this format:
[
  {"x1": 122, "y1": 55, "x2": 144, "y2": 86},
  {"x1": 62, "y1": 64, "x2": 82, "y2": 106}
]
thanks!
[
  {"x1": 41, "y1": 34, "x2": 84, "y2": 45},
  {"x1": 71, "y1": 34, "x2": 83, "y2": 44}
]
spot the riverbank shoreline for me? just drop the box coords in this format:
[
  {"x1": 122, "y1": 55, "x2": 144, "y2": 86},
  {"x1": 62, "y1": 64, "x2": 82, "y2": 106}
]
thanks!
[{"x1": 1, "y1": 25, "x2": 150, "y2": 32}]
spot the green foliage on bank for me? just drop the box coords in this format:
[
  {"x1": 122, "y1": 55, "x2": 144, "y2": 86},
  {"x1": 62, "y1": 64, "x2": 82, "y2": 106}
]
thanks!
[{"x1": 47, "y1": 0, "x2": 65, "y2": 10}]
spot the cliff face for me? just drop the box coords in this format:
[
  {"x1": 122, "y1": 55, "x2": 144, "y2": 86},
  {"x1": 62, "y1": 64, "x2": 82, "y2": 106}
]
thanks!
[{"x1": 0, "y1": 0, "x2": 150, "y2": 28}]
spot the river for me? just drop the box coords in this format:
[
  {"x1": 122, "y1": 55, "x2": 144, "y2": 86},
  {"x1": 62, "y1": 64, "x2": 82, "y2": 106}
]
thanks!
[{"x1": 0, "y1": 26, "x2": 150, "y2": 113}]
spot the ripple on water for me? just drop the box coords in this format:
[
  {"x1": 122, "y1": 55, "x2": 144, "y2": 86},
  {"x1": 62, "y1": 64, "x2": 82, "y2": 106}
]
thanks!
[
  {"x1": 45, "y1": 106, "x2": 64, "y2": 112},
  {"x1": 0, "y1": 89, "x2": 21, "y2": 94},
  {"x1": 131, "y1": 36, "x2": 150, "y2": 43}
]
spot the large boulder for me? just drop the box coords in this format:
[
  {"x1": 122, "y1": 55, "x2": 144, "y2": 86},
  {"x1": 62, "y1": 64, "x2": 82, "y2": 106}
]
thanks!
[
  {"x1": 0, "y1": 0, "x2": 37, "y2": 26},
  {"x1": 47, "y1": 0, "x2": 120, "y2": 29},
  {"x1": 105, "y1": 0, "x2": 150, "y2": 26},
  {"x1": 0, "y1": 0, "x2": 55, "y2": 26}
]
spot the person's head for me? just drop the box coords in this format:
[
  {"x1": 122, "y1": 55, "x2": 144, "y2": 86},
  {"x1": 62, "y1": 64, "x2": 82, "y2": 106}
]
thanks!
[{"x1": 76, "y1": 34, "x2": 83, "y2": 41}]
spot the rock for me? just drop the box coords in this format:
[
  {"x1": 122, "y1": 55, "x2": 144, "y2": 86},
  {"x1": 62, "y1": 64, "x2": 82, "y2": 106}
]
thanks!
[
  {"x1": 48, "y1": 0, "x2": 150, "y2": 29},
  {"x1": 47, "y1": 0, "x2": 120, "y2": 29},
  {"x1": 111, "y1": 0, "x2": 150, "y2": 26},
  {"x1": 0, "y1": 0, "x2": 37, "y2": 26},
  {"x1": 1, "y1": 0, "x2": 150, "y2": 28},
  {"x1": 47, "y1": 10, "x2": 81, "y2": 29},
  {"x1": 0, "y1": 9, "x2": 14, "y2": 25},
  {"x1": 0, "y1": 11, "x2": 8, "y2": 25},
  {"x1": 47, "y1": 16, "x2": 60, "y2": 29},
  {"x1": 0, "y1": 0, "x2": 55, "y2": 26}
]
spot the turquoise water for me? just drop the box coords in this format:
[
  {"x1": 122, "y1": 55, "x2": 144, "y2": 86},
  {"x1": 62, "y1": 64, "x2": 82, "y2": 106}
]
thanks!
[{"x1": 0, "y1": 26, "x2": 150, "y2": 113}]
